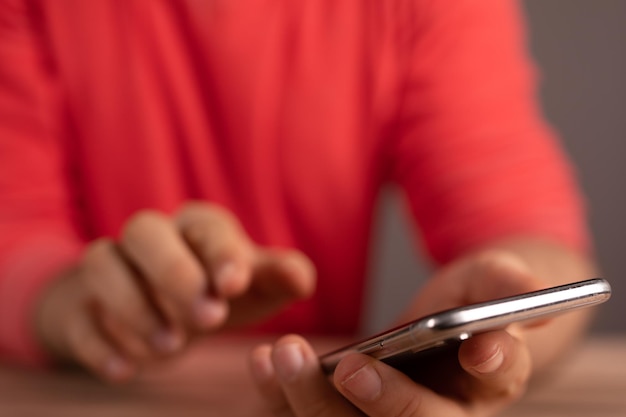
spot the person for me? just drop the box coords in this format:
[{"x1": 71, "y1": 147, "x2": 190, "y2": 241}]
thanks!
[{"x1": 0, "y1": 0, "x2": 599, "y2": 416}]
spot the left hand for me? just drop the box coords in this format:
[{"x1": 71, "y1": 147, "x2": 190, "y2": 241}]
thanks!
[{"x1": 249, "y1": 249, "x2": 547, "y2": 417}]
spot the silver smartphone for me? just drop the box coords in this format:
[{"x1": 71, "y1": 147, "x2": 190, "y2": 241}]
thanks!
[{"x1": 320, "y1": 278, "x2": 611, "y2": 374}]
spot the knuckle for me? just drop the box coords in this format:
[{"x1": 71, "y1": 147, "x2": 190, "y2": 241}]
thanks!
[
  {"x1": 177, "y1": 201, "x2": 243, "y2": 234},
  {"x1": 175, "y1": 202, "x2": 202, "y2": 221},
  {"x1": 180, "y1": 218, "x2": 251, "y2": 264},
  {"x1": 177, "y1": 201, "x2": 232, "y2": 222},
  {"x1": 79, "y1": 244, "x2": 117, "y2": 292},
  {"x1": 121, "y1": 210, "x2": 169, "y2": 245},
  {"x1": 181, "y1": 221, "x2": 211, "y2": 248},
  {"x1": 80, "y1": 241, "x2": 119, "y2": 283},
  {"x1": 82, "y1": 238, "x2": 115, "y2": 269}
]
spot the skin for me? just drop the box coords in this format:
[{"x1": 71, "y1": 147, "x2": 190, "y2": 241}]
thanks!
[
  {"x1": 249, "y1": 240, "x2": 599, "y2": 417},
  {"x1": 35, "y1": 202, "x2": 317, "y2": 382},
  {"x1": 34, "y1": 202, "x2": 598, "y2": 416}
]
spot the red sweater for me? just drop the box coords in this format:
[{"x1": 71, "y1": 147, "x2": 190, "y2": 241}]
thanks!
[{"x1": 0, "y1": 0, "x2": 588, "y2": 365}]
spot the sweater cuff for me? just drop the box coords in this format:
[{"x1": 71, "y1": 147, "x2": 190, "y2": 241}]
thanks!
[{"x1": 0, "y1": 236, "x2": 82, "y2": 367}]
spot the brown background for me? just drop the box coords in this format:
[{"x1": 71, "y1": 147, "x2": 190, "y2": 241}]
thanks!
[{"x1": 365, "y1": 0, "x2": 626, "y2": 335}]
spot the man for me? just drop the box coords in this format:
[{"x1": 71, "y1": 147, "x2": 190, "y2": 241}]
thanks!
[{"x1": 0, "y1": 1, "x2": 597, "y2": 416}]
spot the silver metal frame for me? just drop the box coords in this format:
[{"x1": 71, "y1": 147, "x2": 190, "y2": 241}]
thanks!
[{"x1": 320, "y1": 278, "x2": 611, "y2": 373}]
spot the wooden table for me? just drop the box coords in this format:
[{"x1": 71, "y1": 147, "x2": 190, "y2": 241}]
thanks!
[{"x1": 0, "y1": 336, "x2": 624, "y2": 417}]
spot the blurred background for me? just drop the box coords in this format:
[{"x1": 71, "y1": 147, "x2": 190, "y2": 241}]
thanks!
[{"x1": 365, "y1": 0, "x2": 626, "y2": 335}]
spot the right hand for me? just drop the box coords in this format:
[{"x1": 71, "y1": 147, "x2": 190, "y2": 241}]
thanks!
[{"x1": 35, "y1": 202, "x2": 316, "y2": 382}]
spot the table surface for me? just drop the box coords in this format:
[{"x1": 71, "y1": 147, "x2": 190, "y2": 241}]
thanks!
[{"x1": 1, "y1": 335, "x2": 625, "y2": 417}]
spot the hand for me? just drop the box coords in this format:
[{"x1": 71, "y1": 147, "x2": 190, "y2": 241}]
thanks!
[
  {"x1": 250, "y1": 250, "x2": 546, "y2": 417},
  {"x1": 35, "y1": 202, "x2": 316, "y2": 382}
]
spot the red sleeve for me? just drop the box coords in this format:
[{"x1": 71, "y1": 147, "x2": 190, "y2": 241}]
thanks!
[
  {"x1": 0, "y1": 0, "x2": 83, "y2": 365},
  {"x1": 390, "y1": 0, "x2": 590, "y2": 264}
]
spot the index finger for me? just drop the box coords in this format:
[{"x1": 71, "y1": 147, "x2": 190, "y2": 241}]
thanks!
[
  {"x1": 175, "y1": 202, "x2": 255, "y2": 298},
  {"x1": 120, "y1": 210, "x2": 227, "y2": 331}
]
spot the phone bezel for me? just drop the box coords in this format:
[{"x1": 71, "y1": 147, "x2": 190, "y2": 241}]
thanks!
[{"x1": 319, "y1": 278, "x2": 611, "y2": 374}]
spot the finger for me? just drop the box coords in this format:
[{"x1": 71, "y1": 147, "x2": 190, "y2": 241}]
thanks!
[
  {"x1": 120, "y1": 210, "x2": 228, "y2": 330},
  {"x1": 96, "y1": 308, "x2": 186, "y2": 363},
  {"x1": 434, "y1": 250, "x2": 539, "y2": 306},
  {"x1": 64, "y1": 309, "x2": 136, "y2": 383},
  {"x1": 460, "y1": 250, "x2": 544, "y2": 304},
  {"x1": 459, "y1": 251, "x2": 550, "y2": 328},
  {"x1": 404, "y1": 250, "x2": 546, "y2": 321},
  {"x1": 82, "y1": 239, "x2": 185, "y2": 355},
  {"x1": 96, "y1": 308, "x2": 153, "y2": 362},
  {"x1": 270, "y1": 335, "x2": 358, "y2": 417},
  {"x1": 255, "y1": 249, "x2": 317, "y2": 300},
  {"x1": 334, "y1": 354, "x2": 466, "y2": 417},
  {"x1": 227, "y1": 249, "x2": 316, "y2": 327},
  {"x1": 175, "y1": 202, "x2": 255, "y2": 298},
  {"x1": 249, "y1": 344, "x2": 294, "y2": 417},
  {"x1": 458, "y1": 330, "x2": 531, "y2": 403}
]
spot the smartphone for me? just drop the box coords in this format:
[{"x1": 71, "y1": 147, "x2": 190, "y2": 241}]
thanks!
[{"x1": 320, "y1": 278, "x2": 611, "y2": 374}]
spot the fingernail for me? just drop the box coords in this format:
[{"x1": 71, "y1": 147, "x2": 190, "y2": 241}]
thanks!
[
  {"x1": 273, "y1": 343, "x2": 304, "y2": 382},
  {"x1": 472, "y1": 346, "x2": 504, "y2": 374},
  {"x1": 104, "y1": 357, "x2": 133, "y2": 380},
  {"x1": 194, "y1": 298, "x2": 227, "y2": 328},
  {"x1": 152, "y1": 330, "x2": 184, "y2": 353},
  {"x1": 341, "y1": 364, "x2": 382, "y2": 402}
]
